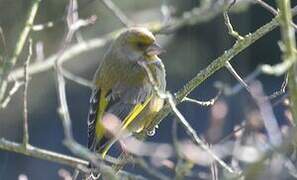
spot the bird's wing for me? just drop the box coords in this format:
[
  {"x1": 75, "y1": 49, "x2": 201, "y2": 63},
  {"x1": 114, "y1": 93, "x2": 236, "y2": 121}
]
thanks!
[
  {"x1": 87, "y1": 88, "x2": 103, "y2": 150},
  {"x1": 87, "y1": 82, "x2": 153, "y2": 152}
]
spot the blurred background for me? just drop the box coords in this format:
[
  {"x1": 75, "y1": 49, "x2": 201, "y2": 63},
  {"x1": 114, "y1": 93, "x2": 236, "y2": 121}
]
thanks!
[{"x1": 0, "y1": 0, "x2": 296, "y2": 179}]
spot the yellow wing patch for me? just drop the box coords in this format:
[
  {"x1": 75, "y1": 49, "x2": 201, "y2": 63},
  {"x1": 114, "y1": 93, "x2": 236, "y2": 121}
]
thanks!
[
  {"x1": 101, "y1": 95, "x2": 153, "y2": 158},
  {"x1": 121, "y1": 95, "x2": 153, "y2": 130},
  {"x1": 95, "y1": 91, "x2": 109, "y2": 140}
]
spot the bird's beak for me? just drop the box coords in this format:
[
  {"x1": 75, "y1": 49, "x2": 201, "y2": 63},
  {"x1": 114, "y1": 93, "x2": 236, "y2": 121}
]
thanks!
[{"x1": 146, "y1": 43, "x2": 165, "y2": 56}]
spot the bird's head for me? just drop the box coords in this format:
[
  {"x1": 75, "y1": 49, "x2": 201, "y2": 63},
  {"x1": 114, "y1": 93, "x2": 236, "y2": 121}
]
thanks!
[{"x1": 112, "y1": 27, "x2": 164, "y2": 62}]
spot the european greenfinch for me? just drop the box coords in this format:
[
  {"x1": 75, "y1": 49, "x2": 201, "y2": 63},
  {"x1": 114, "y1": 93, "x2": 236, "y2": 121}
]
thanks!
[{"x1": 87, "y1": 27, "x2": 166, "y2": 159}]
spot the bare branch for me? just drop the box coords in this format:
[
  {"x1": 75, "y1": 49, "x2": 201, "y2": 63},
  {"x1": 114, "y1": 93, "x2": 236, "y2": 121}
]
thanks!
[
  {"x1": 254, "y1": 0, "x2": 278, "y2": 15},
  {"x1": 101, "y1": 0, "x2": 132, "y2": 27},
  {"x1": 23, "y1": 39, "x2": 33, "y2": 147},
  {"x1": 260, "y1": 61, "x2": 295, "y2": 76},
  {"x1": 147, "y1": 8, "x2": 297, "y2": 133},
  {"x1": 182, "y1": 91, "x2": 221, "y2": 107},
  {"x1": 0, "y1": 138, "x2": 89, "y2": 169},
  {"x1": 277, "y1": 0, "x2": 297, "y2": 122},
  {"x1": 32, "y1": 21, "x2": 55, "y2": 31},
  {"x1": 250, "y1": 81, "x2": 283, "y2": 147},
  {"x1": 0, "y1": 80, "x2": 24, "y2": 108},
  {"x1": 0, "y1": 26, "x2": 8, "y2": 56},
  {"x1": 133, "y1": 158, "x2": 170, "y2": 180},
  {"x1": 255, "y1": 0, "x2": 297, "y2": 30},
  {"x1": 0, "y1": 0, "x2": 41, "y2": 102},
  {"x1": 138, "y1": 61, "x2": 240, "y2": 175},
  {"x1": 8, "y1": 0, "x2": 252, "y2": 82},
  {"x1": 223, "y1": 12, "x2": 244, "y2": 40},
  {"x1": 52, "y1": 2, "x2": 119, "y2": 179},
  {"x1": 59, "y1": 67, "x2": 94, "y2": 88},
  {"x1": 225, "y1": 62, "x2": 251, "y2": 93},
  {"x1": 268, "y1": 73, "x2": 288, "y2": 99}
]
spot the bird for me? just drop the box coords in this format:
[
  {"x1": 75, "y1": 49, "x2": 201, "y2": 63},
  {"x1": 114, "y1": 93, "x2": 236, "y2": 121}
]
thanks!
[{"x1": 87, "y1": 27, "x2": 166, "y2": 160}]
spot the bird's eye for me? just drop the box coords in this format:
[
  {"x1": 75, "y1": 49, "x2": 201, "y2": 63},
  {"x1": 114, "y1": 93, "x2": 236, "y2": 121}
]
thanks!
[{"x1": 136, "y1": 42, "x2": 146, "y2": 49}]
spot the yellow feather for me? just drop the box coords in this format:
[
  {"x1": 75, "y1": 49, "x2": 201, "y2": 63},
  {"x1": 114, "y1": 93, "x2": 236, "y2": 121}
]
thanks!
[
  {"x1": 101, "y1": 95, "x2": 153, "y2": 158},
  {"x1": 95, "y1": 91, "x2": 108, "y2": 140}
]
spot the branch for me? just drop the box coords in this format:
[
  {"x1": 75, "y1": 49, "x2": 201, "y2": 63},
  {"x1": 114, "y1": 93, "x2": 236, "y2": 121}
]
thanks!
[
  {"x1": 8, "y1": 0, "x2": 250, "y2": 82},
  {"x1": 101, "y1": 0, "x2": 132, "y2": 27},
  {"x1": 0, "y1": 0, "x2": 41, "y2": 101},
  {"x1": 255, "y1": 0, "x2": 297, "y2": 30},
  {"x1": 277, "y1": 0, "x2": 297, "y2": 122},
  {"x1": 223, "y1": 10, "x2": 244, "y2": 40},
  {"x1": 137, "y1": 61, "x2": 239, "y2": 174},
  {"x1": 255, "y1": 0, "x2": 278, "y2": 15},
  {"x1": 250, "y1": 82, "x2": 283, "y2": 147},
  {"x1": 0, "y1": 80, "x2": 24, "y2": 108},
  {"x1": 146, "y1": 7, "x2": 297, "y2": 133},
  {"x1": 0, "y1": 138, "x2": 89, "y2": 169},
  {"x1": 23, "y1": 39, "x2": 33, "y2": 147}
]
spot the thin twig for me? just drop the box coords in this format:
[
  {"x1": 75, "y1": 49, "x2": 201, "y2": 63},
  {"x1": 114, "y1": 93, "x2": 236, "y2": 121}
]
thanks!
[
  {"x1": 23, "y1": 39, "x2": 33, "y2": 147},
  {"x1": 0, "y1": 138, "x2": 89, "y2": 169},
  {"x1": 277, "y1": 0, "x2": 297, "y2": 123},
  {"x1": 147, "y1": 9, "x2": 297, "y2": 132},
  {"x1": 32, "y1": 21, "x2": 55, "y2": 31},
  {"x1": 173, "y1": 120, "x2": 194, "y2": 180},
  {"x1": 0, "y1": 0, "x2": 41, "y2": 102},
  {"x1": 255, "y1": 0, "x2": 297, "y2": 30},
  {"x1": 8, "y1": 0, "x2": 254, "y2": 82},
  {"x1": 223, "y1": 0, "x2": 244, "y2": 40},
  {"x1": 260, "y1": 60, "x2": 295, "y2": 76},
  {"x1": 59, "y1": 66, "x2": 94, "y2": 88},
  {"x1": 53, "y1": 2, "x2": 118, "y2": 179},
  {"x1": 182, "y1": 91, "x2": 221, "y2": 107},
  {"x1": 225, "y1": 62, "x2": 251, "y2": 93},
  {"x1": 0, "y1": 26, "x2": 8, "y2": 56},
  {"x1": 138, "y1": 61, "x2": 240, "y2": 175},
  {"x1": 218, "y1": 123, "x2": 246, "y2": 144},
  {"x1": 134, "y1": 158, "x2": 170, "y2": 180},
  {"x1": 250, "y1": 82, "x2": 283, "y2": 147},
  {"x1": 0, "y1": 80, "x2": 24, "y2": 108},
  {"x1": 254, "y1": 0, "x2": 278, "y2": 15},
  {"x1": 101, "y1": 0, "x2": 132, "y2": 27},
  {"x1": 210, "y1": 145, "x2": 219, "y2": 180},
  {"x1": 268, "y1": 73, "x2": 288, "y2": 99},
  {"x1": 223, "y1": 12, "x2": 244, "y2": 40}
]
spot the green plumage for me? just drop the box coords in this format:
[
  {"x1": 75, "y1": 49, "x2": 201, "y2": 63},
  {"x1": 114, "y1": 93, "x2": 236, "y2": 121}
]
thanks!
[{"x1": 87, "y1": 27, "x2": 166, "y2": 158}]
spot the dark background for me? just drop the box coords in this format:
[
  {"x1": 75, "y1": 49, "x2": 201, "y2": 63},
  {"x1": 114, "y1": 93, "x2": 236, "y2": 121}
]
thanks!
[{"x1": 0, "y1": 0, "x2": 296, "y2": 179}]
